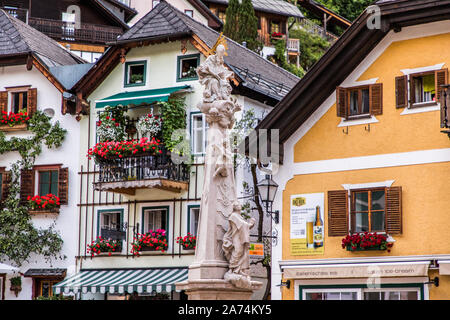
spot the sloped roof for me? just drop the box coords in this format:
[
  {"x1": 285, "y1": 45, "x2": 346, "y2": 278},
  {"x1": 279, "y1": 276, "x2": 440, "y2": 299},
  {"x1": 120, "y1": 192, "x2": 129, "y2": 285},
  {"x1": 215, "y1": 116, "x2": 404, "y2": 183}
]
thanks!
[
  {"x1": 203, "y1": 0, "x2": 304, "y2": 18},
  {"x1": 117, "y1": 1, "x2": 299, "y2": 101},
  {"x1": 253, "y1": 0, "x2": 450, "y2": 153},
  {"x1": 0, "y1": 9, "x2": 83, "y2": 67}
]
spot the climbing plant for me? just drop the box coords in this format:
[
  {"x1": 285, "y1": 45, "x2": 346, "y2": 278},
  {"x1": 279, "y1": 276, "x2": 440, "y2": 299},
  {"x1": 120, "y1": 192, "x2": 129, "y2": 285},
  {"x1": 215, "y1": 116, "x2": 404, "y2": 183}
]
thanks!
[{"x1": 0, "y1": 110, "x2": 67, "y2": 267}]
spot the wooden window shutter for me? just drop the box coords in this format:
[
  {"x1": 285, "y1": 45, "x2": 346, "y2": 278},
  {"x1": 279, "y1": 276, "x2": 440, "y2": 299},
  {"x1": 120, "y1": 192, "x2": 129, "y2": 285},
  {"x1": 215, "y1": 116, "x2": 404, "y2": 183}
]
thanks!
[
  {"x1": 0, "y1": 91, "x2": 8, "y2": 114},
  {"x1": 1, "y1": 171, "x2": 11, "y2": 201},
  {"x1": 395, "y1": 75, "x2": 408, "y2": 108},
  {"x1": 27, "y1": 88, "x2": 37, "y2": 115},
  {"x1": 58, "y1": 167, "x2": 69, "y2": 205},
  {"x1": 386, "y1": 186, "x2": 402, "y2": 235},
  {"x1": 20, "y1": 169, "x2": 35, "y2": 203},
  {"x1": 327, "y1": 190, "x2": 348, "y2": 236},
  {"x1": 370, "y1": 83, "x2": 383, "y2": 115},
  {"x1": 336, "y1": 87, "x2": 348, "y2": 119},
  {"x1": 435, "y1": 68, "x2": 448, "y2": 101}
]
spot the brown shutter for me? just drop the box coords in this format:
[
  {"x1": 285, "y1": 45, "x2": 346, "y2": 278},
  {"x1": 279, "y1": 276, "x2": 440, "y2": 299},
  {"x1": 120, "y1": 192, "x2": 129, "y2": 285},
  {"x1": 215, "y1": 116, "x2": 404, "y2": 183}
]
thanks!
[
  {"x1": 435, "y1": 68, "x2": 448, "y2": 101},
  {"x1": 0, "y1": 91, "x2": 8, "y2": 114},
  {"x1": 27, "y1": 88, "x2": 37, "y2": 116},
  {"x1": 441, "y1": 87, "x2": 449, "y2": 128},
  {"x1": 370, "y1": 83, "x2": 383, "y2": 115},
  {"x1": 395, "y1": 75, "x2": 408, "y2": 108},
  {"x1": 328, "y1": 190, "x2": 348, "y2": 236},
  {"x1": 386, "y1": 186, "x2": 402, "y2": 235},
  {"x1": 58, "y1": 167, "x2": 69, "y2": 205},
  {"x1": 1, "y1": 171, "x2": 11, "y2": 201},
  {"x1": 20, "y1": 169, "x2": 35, "y2": 203},
  {"x1": 336, "y1": 87, "x2": 348, "y2": 119}
]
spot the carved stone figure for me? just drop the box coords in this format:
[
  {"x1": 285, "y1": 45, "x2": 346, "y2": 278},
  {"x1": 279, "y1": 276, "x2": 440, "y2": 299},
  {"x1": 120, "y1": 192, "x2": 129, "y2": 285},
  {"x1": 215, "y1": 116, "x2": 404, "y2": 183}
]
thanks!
[{"x1": 222, "y1": 202, "x2": 256, "y2": 289}]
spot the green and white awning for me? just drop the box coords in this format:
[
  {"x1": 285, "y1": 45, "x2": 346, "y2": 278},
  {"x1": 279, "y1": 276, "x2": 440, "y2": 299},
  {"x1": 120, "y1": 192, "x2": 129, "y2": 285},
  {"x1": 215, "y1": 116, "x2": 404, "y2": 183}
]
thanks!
[
  {"x1": 95, "y1": 85, "x2": 191, "y2": 108},
  {"x1": 52, "y1": 268, "x2": 187, "y2": 295}
]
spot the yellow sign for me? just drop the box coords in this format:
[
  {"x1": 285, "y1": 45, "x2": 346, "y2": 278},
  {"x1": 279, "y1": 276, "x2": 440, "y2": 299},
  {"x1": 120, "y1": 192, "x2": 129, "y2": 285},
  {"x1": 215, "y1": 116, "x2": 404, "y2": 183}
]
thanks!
[
  {"x1": 249, "y1": 243, "x2": 264, "y2": 257},
  {"x1": 290, "y1": 193, "x2": 325, "y2": 256}
]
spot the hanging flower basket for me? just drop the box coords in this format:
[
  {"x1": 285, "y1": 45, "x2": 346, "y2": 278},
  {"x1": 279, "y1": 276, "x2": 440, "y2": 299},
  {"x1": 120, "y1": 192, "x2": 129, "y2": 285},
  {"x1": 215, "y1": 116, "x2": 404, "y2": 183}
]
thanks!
[
  {"x1": 136, "y1": 113, "x2": 162, "y2": 139},
  {"x1": 342, "y1": 232, "x2": 394, "y2": 252},
  {"x1": 10, "y1": 276, "x2": 22, "y2": 297},
  {"x1": 87, "y1": 236, "x2": 122, "y2": 256},
  {"x1": 176, "y1": 233, "x2": 196, "y2": 250},
  {"x1": 131, "y1": 229, "x2": 168, "y2": 256}
]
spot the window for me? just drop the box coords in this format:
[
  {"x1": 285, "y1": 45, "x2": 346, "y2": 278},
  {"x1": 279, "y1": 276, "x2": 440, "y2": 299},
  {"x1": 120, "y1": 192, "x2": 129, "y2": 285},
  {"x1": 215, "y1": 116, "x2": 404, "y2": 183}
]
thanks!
[
  {"x1": 396, "y1": 68, "x2": 448, "y2": 109},
  {"x1": 142, "y1": 207, "x2": 168, "y2": 234},
  {"x1": 350, "y1": 188, "x2": 385, "y2": 233},
  {"x1": 184, "y1": 9, "x2": 193, "y2": 18},
  {"x1": 188, "y1": 205, "x2": 200, "y2": 236},
  {"x1": 38, "y1": 170, "x2": 59, "y2": 197},
  {"x1": 37, "y1": 279, "x2": 60, "y2": 298},
  {"x1": 191, "y1": 113, "x2": 208, "y2": 155},
  {"x1": 177, "y1": 54, "x2": 200, "y2": 81},
  {"x1": 125, "y1": 61, "x2": 147, "y2": 87},
  {"x1": 270, "y1": 21, "x2": 280, "y2": 34},
  {"x1": 302, "y1": 287, "x2": 421, "y2": 300},
  {"x1": 98, "y1": 210, "x2": 124, "y2": 241},
  {"x1": 218, "y1": 11, "x2": 226, "y2": 23},
  {"x1": 336, "y1": 84, "x2": 383, "y2": 119},
  {"x1": 10, "y1": 91, "x2": 28, "y2": 113}
]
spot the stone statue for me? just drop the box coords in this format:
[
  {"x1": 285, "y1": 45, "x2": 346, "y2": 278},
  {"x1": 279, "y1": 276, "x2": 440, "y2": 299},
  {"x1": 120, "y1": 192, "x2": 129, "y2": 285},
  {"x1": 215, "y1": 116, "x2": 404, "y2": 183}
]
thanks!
[
  {"x1": 177, "y1": 41, "x2": 262, "y2": 298},
  {"x1": 222, "y1": 202, "x2": 256, "y2": 289}
]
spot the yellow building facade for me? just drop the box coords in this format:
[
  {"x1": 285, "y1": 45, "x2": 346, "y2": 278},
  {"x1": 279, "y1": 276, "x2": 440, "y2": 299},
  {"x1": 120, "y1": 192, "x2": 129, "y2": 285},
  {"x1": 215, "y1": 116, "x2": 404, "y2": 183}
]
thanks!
[{"x1": 254, "y1": 1, "x2": 450, "y2": 300}]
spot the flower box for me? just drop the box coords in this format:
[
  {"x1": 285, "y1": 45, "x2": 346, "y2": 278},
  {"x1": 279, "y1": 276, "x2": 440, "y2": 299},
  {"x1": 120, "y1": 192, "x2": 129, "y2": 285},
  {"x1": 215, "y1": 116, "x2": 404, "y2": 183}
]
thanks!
[
  {"x1": 341, "y1": 232, "x2": 394, "y2": 252},
  {"x1": 29, "y1": 207, "x2": 60, "y2": 215},
  {"x1": 176, "y1": 233, "x2": 196, "y2": 250},
  {"x1": 27, "y1": 194, "x2": 61, "y2": 212},
  {"x1": 87, "y1": 237, "x2": 122, "y2": 257},
  {"x1": 0, "y1": 123, "x2": 28, "y2": 132},
  {"x1": 131, "y1": 229, "x2": 168, "y2": 256},
  {"x1": 0, "y1": 110, "x2": 30, "y2": 131}
]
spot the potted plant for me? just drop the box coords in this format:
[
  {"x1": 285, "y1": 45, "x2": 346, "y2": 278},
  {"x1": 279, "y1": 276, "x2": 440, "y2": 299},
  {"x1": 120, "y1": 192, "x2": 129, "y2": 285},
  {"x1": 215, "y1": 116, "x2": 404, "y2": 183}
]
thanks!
[
  {"x1": 176, "y1": 232, "x2": 196, "y2": 250},
  {"x1": 131, "y1": 229, "x2": 168, "y2": 256},
  {"x1": 131, "y1": 74, "x2": 143, "y2": 84},
  {"x1": 27, "y1": 194, "x2": 61, "y2": 213},
  {"x1": 87, "y1": 236, "x2": 122, "y2": 256},
  {"x1": 96, "y1": 105, "x2": 128, "y2": 142},
  {"x1": 0, "y1": 110, "x2": 30, "y2": 131},
  {"x1": 341, "y1": 232, "x2": 394, "y2": 252},
  {"x1": 10, "y1": 276, "x2": 22, "y2": 297},
  {"x1": 136, "y1": 113, "x2": 162, "y2": 139}
]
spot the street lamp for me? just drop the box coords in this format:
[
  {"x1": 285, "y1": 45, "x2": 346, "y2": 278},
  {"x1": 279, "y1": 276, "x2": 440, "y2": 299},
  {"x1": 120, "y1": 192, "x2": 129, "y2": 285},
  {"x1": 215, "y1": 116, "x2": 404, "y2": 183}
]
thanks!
[{"x1": 257, "y1": 175, "x2": 279, "y2": 224}]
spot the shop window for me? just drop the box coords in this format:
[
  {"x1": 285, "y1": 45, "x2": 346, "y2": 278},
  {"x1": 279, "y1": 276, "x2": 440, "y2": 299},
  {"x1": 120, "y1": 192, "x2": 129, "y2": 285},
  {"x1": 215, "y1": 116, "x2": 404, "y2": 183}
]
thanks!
[
  {"x1": 125, "y1": 61, "x2": 147, "y2": 87},
  {"x1": 36, "y1": 279, "x2": 61, "y2": 298},
  {"x1": 350, "y1": 188, "x2": 385, "y2": 233},
  {"x1": 177, "y1": 54, "x2": 200, "y2": 82},
  {"x1": 336, "y1": 84, "x2": 383, "y2": 119},
  {"x1": 142, "y1": 206, "x2": 168, "y2": 234},
  {"x1": 302, "y1": 287, "x2": 420, "y2": 300}
]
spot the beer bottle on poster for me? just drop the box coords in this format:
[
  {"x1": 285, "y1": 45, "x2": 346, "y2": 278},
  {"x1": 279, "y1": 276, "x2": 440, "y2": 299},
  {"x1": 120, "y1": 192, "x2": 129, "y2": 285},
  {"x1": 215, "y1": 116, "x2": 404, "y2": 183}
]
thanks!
[{"x1": 313, "y1": 205, "x2": 323, "y2": 248}]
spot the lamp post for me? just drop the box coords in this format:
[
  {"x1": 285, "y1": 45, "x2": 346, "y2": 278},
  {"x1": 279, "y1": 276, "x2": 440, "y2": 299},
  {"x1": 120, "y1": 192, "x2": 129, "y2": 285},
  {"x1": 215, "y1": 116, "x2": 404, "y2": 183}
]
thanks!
[{"x1": 256, "y1": 175, "x2": 279, "y2": 224}]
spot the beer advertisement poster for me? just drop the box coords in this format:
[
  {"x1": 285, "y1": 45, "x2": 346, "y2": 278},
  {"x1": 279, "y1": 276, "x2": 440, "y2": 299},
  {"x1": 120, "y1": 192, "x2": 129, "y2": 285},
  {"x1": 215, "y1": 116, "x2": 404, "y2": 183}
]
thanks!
[{"x1": 290, "y1": 193, "x2": 324, "y2": 256}]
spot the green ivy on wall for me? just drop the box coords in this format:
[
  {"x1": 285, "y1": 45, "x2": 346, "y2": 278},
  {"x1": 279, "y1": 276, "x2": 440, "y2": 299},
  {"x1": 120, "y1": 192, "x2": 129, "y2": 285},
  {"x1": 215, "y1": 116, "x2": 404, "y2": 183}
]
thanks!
[{"x1": 0, "y1": 111, "x2": 67, "y2": 267}]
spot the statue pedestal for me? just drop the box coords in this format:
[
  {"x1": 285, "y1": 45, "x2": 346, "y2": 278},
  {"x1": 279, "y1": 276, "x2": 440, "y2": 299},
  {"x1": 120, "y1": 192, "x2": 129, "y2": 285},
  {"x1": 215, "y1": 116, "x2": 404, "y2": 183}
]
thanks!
[{"x1": 176, "y1": 279, "x2": 263, "y2": 300}]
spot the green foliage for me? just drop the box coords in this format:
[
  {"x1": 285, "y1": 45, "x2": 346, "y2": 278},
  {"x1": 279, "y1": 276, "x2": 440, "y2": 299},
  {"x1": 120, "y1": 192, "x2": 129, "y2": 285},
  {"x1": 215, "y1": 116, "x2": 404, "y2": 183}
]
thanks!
[
  {"x1": 0, "y1": 111, "x2": 66, "y2": 267},
  {"x1": 10, "y1": 276, "x2": 21, "y2": 286},
  {"x1": 159, "y1": 97, "x2": 187, "y2": 154},
  {"x1": 289, "y1": 28, "x2": 330, "y2": 71},
  {"x1": 270, "y1": 40, "x2": 305, "y2": 78},
  {"x1": 223, "y1": 0, "x2": 240, "y2": 41},
  {"x1": 315, "y1": 0, "x2": 374, "y2": 22},
  {"x1": 238, "y1": 0, "x2": 263, "y2": 53}
]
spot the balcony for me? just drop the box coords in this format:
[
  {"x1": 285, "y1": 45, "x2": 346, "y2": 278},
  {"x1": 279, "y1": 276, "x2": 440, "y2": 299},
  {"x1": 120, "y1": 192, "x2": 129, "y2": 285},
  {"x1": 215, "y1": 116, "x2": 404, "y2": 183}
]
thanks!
[
  {"x1": 287, "y1": 38, "x2": 300, "y2": 55},
  {"x1": 28, "y1": 17, "x2": 122, "y2": 44},
  {"x1": 441, "y1": 85, "x2": 450, "y2": 138},
  {"x1": 93, "y1": 151, "x2": 190, "y2": 195}
]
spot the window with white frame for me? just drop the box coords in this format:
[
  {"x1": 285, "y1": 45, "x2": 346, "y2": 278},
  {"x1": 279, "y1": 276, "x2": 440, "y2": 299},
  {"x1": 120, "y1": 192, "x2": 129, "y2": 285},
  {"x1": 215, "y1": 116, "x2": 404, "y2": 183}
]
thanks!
[
  {"x1": 191, "y1": 113, "x2": 208, "y2": 155},
  {"x1": 188, "y1": 206, "x2": 200, "y2": 237},
  {"x1": 142, "y1": 207, "x2": 168, "y2": 233},
  {"x1": 302, "y1": 287, "x2": 421, "y2": 300}
]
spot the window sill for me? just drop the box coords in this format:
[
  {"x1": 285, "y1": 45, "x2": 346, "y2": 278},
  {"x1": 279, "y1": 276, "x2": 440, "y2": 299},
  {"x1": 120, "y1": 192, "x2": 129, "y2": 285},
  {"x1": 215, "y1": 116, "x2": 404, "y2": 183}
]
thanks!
[
  {"x1": 124, "y1": 82, "x2": 146, "y2": 88},
  {"x1": 337, "y1": 115, "x2": 379, "y2": 128},
  {"x1": 177, "y1": 77, "x2": 199, "y2": 82},
  {"x1": 400, "y1": 103, "x2": 440, "y2": 115},
  {"x1": 0, "y1": 123, "x2": 28, "y2": 132}
]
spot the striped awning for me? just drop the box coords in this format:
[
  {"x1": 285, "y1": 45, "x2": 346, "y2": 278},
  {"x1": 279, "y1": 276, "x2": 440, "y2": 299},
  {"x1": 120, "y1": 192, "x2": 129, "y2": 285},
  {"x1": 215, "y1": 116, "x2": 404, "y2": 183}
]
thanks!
[{"x1": 53, "y1": 268, "x2": 187, "y2": 295}]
